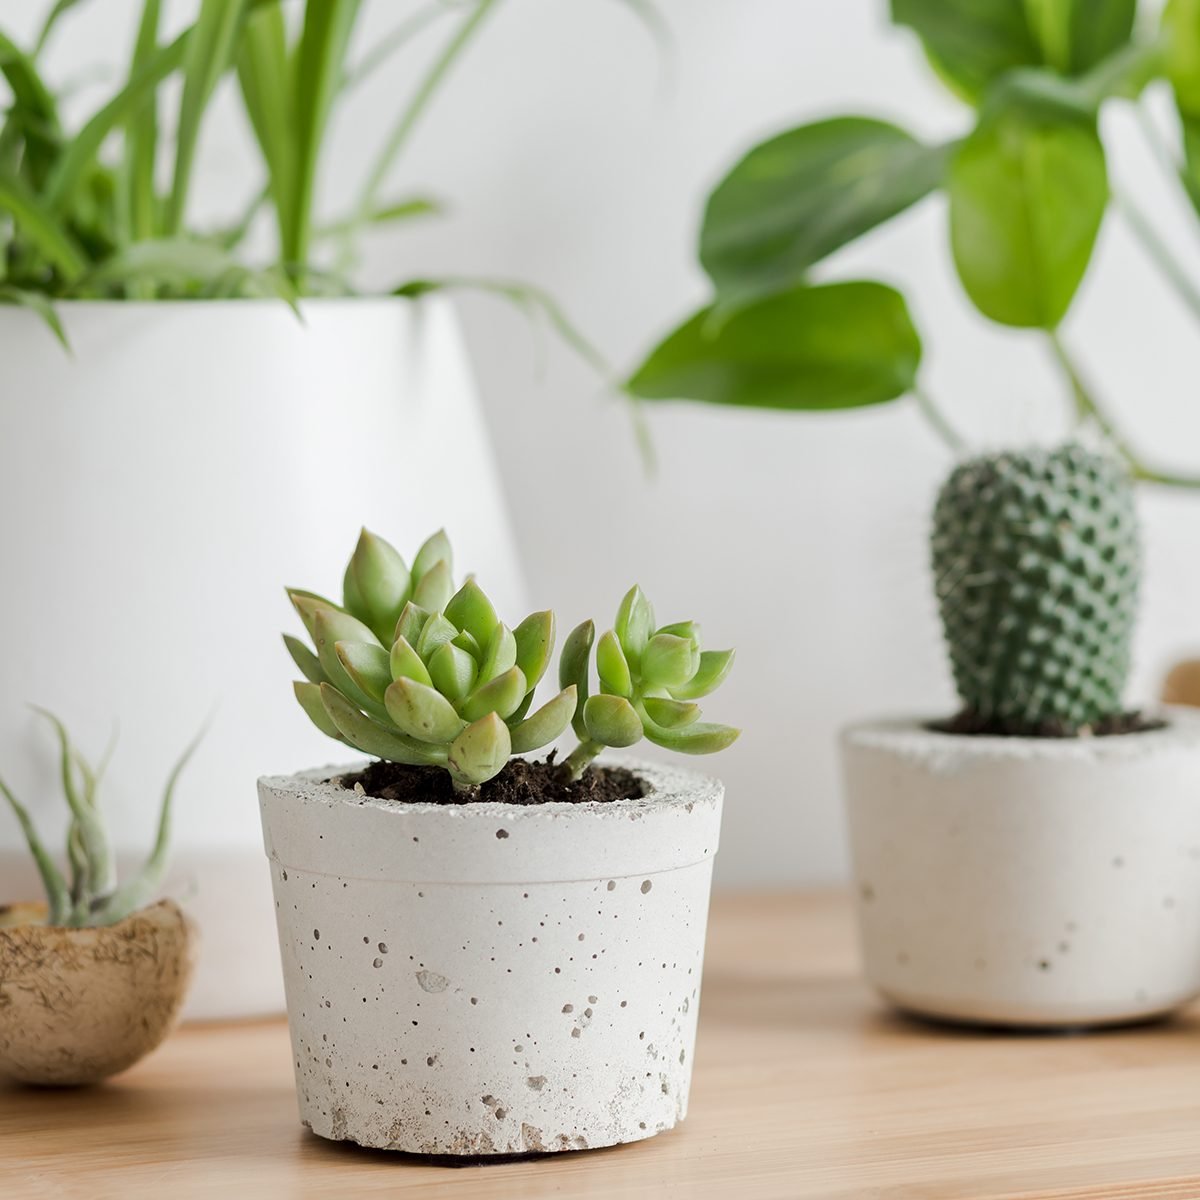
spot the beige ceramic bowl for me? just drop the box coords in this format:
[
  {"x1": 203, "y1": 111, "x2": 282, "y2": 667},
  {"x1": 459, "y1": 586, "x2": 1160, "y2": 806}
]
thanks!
[{"x1": 0, "y1": 899, "x2": 197, "y2": 1085}]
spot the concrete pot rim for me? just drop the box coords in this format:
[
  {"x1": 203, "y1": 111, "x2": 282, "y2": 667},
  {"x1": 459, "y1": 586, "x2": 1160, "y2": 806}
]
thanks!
[
  {"x1": 840, "y1": 706, "x2": 1200, "y2": 767},
  {"x1": 258, "y1": 757, "x2": 723, "y2": 823}
]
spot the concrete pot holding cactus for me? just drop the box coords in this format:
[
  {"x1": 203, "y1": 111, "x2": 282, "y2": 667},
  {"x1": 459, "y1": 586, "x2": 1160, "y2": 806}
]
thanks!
[
  {"x1": 261, "y1": 530, "x2": 736, "y2": 1153},
  {"x1": 842, "y1": 446, "x2": 1200, "y2": 1028}
]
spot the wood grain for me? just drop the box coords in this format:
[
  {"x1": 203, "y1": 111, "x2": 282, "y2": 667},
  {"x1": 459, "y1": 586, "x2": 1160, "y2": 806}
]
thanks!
[{"x1": 4, "y1": 891, "x2": 1200, "y2": 1199}]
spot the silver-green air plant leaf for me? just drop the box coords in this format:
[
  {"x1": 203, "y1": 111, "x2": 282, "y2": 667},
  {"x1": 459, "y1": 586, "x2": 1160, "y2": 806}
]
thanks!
[
  {"x1": 0, "y1": 710, "x2": 203, "y2": 928},
  {"x1": 286, "y1": 530, "x2": 576, "y2": 795},
  {"x1": 560, "y1": 586, "x2": 740, "y2": 780}
]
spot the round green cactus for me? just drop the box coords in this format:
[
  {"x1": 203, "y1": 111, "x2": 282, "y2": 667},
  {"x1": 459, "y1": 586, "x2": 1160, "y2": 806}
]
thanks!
[
  {"x1": 286, "y1": 529, "x2": 576, "y2": 793},
  {"x1": 931, "y1": 444, "x2": 1140, "y2": 734},
  {"x1": 558, "y1": 585, "x2": 739, "y2": 778}
]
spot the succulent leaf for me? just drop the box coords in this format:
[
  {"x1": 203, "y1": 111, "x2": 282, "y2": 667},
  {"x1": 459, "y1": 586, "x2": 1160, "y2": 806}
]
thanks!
[
  {"x1": 669, "y1": 649, "x2": 736, "y2": 700},
  {"x1": 343, "y1": 528, "x2": 412, "y2": 643},
  {"x1": 412, "y1": 557, "x2": 453, "y2": 612},
  {"x1": 447, "y1": 712, "x2": 511, "y2": 789},
  {"x1": 311, "y1": 610, "x2": 389, "y2": 719},
  {"x1": 427, "y1": 641, "x2": 478, "y2": 703},
  {"x1": 509, "y1": 685, "x2": 577, "y2": 753},
  {"x1": 642, "y1": 719, "x2": 740, "y2": 755},
  {"x1": 335, "y1": 641, "x2": 393, "y2": 702},
  {"x1": 412, "y1": 528, "x2": 452, "y2": 581},
  {"x1": 461, "y1": 665, "x2": 527, "y2": 722},
  {"x1": 583, "y1": 693, "x2": 644, "y2": 747},
  {"x1": 513, "y1": 610, "x2": 556, "y2": 688},
  {"x1": 416, "y1": 612, "x2": 459, "y2": 660},
  {"x1": 394, "y1": 600, "x2": 430, "y2": 647},
  {"x1": 559, "y1": 619, "x2": 595, "y2": 739},
  {"x1": 452, "y1": 628, "x2": 482, "y2": 660},
  {"x1": 641, "y1": 633, "x2": 702, "y2": 689},
  {"x1": 478, "y1": 622, "x2": 518, "y2": 684},
  {"x1": 287, "y1": 589, "x2": 345, "y2": 640},
  {"x1": 642, "y1": 696, "x2": 701, "y2": 728},
  {"x1": 322, "y1": 684, "x2": 446, "y2": 765},
  {"x1": 295, "y1": 680, "x2": 348, "y2": 741},
  {"x1": 384, "y1": 677, "x2": 467, "y2": 744},
  {"x1": 596, "y1": 629, "x2": 633, "y2": 697},
  {"x1": 445, "y1": 578, "x2": 499, "y2": 647},
  {"x1": 284, "y1": 633, "x2": 326, "y2": 685},
  {"x1": 389, "y1": 635, "x2": 434, "y2": 686},
  {"x1": 614, "y1": 585, "x2": 654, "y2": 667}
]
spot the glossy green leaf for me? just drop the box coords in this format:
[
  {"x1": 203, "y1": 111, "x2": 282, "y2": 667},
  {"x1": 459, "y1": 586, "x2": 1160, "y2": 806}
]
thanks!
[
  {"x1": 321, "y1": 682, "x2": 445, "y2": 765},
  {"x1": 669, "y1": 649, "x2": 736, "y2": 700},
  {"x1": 427, "y1": 640, "x2": 477, "y2": 703},
  {"x1": 412, "y1": 527, "x2": 452, "y2": 580},
  {"x1": 478, "y1": 622, "x2": 518, "y2": 685},
  {"x1": 284, "y1": 633, "x2": 326, "y2": 684},
  {"x1": 0, "y1": 170, "x2": 86, "y2": 281},
  {"x1": 447, "y1": 712, "x2": 511, "y2": 789},
  {"x1": 583, "y1": 694, "x2": 644, "y2": 748},
  {"x1": 596, "y1": 629, "x2": 633, "y2": 698},
  {"x1": 642, "y1": 719, "x2": 741, "y2": 755},
  {"x1": 461, "y1": 665, "x2": 527, "y2": 723},
  {"x1": 948, "y1": 109, "x2": 1107, "y2": 327},
  {"x1": 309, "y1": 608, "x2": 388, "y2": 719},
  {"x1": 394, "y1": 600, "x2": 430, "y2": 648},
  {"x1": 512, "y1": 610, "x2": 555, "y2": 689},
  {"x1": 452, "y1": 628, "x2": 482, "y2": 661},
  {"x1": 412, "y1": 557, "x2": 453, "y2": 613},
  {"x1": 890, "y1": 0, "x2": 1041, "y2": 102},
  {"x1": 509, "y1": 686, "x2": 577, "y2": 753},
  {"x1": 701, "y1": 117, "x2": 950, "y2": 305},
  {"x1": 445, "y1": 578, "x2": 499, "y2": 647},
  {"x1": 642, "y1": 696, "x2": 701, "y2": 728},
  {"x1": 343, "y1": 528, "x2": 410, "y2": 642},
  {"x1": 294, "y1": 679, "x2": 345, "y2": 740},
  {"x1": 614, "y1": 586, "x2": 654, "y2": 667},
  {"x1": 641, "y1": 633, "x2": 701, "y2": 689},
  {"x1": 384, "y1": 677, "x2": 466, "y2": 744},
  {"x1": 1024, "y1": 0, "x2": 1136, "y2": 75},
  {"x1": 559, "y1": 619, "x2": 594, "y2": 740},
  {"x1": 416, "y1": 612, "x2": 458, "y2": 660},
  {"x1": 335, "y1": 640, "x2": 392, "y2": 702},
  {"x1": 628, "y1": 281, "x2": 921, "y2": 411},
  {"x1": 126, "y1": 0, "x2": 162, "y2": 244},
  {"x1": 389, "y1": 634, "x2": 434, "y2": 687}
]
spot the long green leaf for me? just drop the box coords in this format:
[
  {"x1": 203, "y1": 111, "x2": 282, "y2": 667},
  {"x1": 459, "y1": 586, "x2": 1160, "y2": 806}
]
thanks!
[
  {"x1": 0, "y1": 169, "x2": 86, "y2": 280},
  {"x1": 44, "y1": 30, "x2": 189, "y2": 214},
  {"x1": 126, "y1": 0, "x2": 162, "y2": 246},
  {"x1": 34, "y1": 0, "x2": 95, "y2": 56},
  {"x1": 700, "y1": 117, "x2": 951, "y2": 307},
  {"x1": 0, "y1": 31, "x2": 61, "y2": 184},
  {"x1": 237, "y1": 2, "x2": 296, "y2": 257},
  {"x1": 0, "y1": 775, "x2": 69, "y2": 924},
  {"x1": 0, "y1": 285, "x2": 69, "y2": 349},
  {"x1": 343, "y1": 2, "x2": 451, "y2": 92},
  {"x1": 628, "y1": 280, "x2": 921, "y2": 411},
  {"x1": 167, "y1": 0, "x2": 249, "y2": 235},
  {"x1": 288, "y1": 0, "x2": 364, "y2": 277}
]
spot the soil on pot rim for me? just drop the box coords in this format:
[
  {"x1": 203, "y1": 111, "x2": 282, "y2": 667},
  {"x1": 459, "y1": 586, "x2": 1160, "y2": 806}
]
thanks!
[
  {"x1": 928, "y1": 709, "x2": 1166, "y2": 739},
  {"x1": 337, "y1": 756, "x2": 647, "y2": 806}
]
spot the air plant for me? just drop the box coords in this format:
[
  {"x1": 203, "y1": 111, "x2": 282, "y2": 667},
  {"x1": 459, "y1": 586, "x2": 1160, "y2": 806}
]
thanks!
[
  {"x1": 0, "y1": 710, "x2": 203, "y2": 927},
  {"x1": 287, "y1": 529, "x2": 577, "y2": 794},
  {"x1": 557, "y1": 586, "x2": 739, "y2": 779},
  {"x1": 286, "y1": 531, "x2": 739, "y2": 793}
]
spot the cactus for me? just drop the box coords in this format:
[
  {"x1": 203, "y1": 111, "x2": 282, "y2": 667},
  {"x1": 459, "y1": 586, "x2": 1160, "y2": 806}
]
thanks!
[
  {"x1": 931, "y1": 444, "x2": 1140, "y2": 734},
  {"x1": 558, "y1": 585, "x2": 739, "y2": 779},
  {"x1": 0, "y1": 711, "x2": 203, "y2": 927},
  {"x1": 286, "y1": 529, "x2": 576, "y2": 794}
]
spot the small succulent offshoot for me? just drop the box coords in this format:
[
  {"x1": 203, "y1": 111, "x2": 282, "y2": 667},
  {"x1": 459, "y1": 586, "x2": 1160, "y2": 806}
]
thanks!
[
  {"x1": 0, "y1": 711, "x2": 202, "y2": 928},
  {"x1": 558, "y1": 586, "x2": 739, "y2": 780},
  {"x1": 287, "y1": 529, "x2": 577, "y2": 795}
]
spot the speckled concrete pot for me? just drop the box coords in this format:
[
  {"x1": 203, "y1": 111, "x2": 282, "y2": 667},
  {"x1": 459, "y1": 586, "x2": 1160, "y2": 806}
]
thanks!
[
  {"x1": 0, "y1": 899, "x2": 197, "y2": 1084},
  {"x1": 841, "y1": 711, "x2": 1200, "y2": 1028},
  {"x1": 258, "y1": 760, "x2": 722, "y2": 1154}
]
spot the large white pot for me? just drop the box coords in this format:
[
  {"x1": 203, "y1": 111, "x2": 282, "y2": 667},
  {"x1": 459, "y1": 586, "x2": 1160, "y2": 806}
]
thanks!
[
  {"x1": 841, "y1": 711, "x2": 1200, "y2": 1028},
  {"x1": 258, "y1": 761, "x2": 722, "y2": 1155},
  {"x1": 0, "y1": 297, "x2": 523, "y2": 1019}
]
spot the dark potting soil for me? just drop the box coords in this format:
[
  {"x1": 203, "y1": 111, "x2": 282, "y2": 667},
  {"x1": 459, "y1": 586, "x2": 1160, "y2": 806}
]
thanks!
[
  {"x1": 928, "y1": 709, "x2": 1166, "y2": 739},
  {"x1": 337, "y1": 755, "x2": 647, "y2": 807}
]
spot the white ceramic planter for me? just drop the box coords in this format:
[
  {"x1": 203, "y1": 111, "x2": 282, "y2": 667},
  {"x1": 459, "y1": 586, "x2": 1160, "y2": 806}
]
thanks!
[
  {"x1": 258, "y1": 761, "x2": 722, "y2": 1155},
  {"x1": 0, "y1": 297, "x2": 523, "y2": 1019},
  {"x1": 841, "y1": 710, "x2": 1200, "y2": 1027}
]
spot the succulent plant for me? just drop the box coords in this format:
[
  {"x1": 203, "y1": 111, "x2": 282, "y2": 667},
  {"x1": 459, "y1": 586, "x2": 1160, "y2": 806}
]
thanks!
[
  {"x1": 931, "y1": 444, "x2": 1140, "y2": 734},
  {"x1": 558, "y1": 586, "x2": 739, "y2": 779},
  {"x1": 286, "y1": 529, "x2": 577, "y2": 794},
  {"x1": 0, "y1": 710, "x2": 202, "y2": 928}
]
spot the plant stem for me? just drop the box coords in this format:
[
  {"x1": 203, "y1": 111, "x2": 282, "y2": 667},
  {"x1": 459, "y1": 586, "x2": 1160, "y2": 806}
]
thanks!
[
  {"x1": 1113, "y1": 187, "x2": 1200, "y2": 325},
  {"x1": 561, "y1": 739, "x2": 603, "y2": 782},
  {"x1": 356, "y1": 0, "x2": 498, "y2": 222},
  {"x1": 911, "y1": 385, "x2": 967, "y2": 453}
]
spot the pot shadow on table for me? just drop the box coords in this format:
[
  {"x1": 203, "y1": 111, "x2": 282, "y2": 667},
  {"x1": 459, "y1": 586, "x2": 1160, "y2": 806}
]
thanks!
[{"x1": 698, "y1": 968, "x2": 1200, "y2": 1042}]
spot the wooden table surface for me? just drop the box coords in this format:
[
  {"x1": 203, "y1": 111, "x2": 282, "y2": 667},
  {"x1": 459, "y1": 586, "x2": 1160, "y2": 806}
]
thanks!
[{"x1": 5, "y1": 890, "x2": 1200, "y2": 1199}]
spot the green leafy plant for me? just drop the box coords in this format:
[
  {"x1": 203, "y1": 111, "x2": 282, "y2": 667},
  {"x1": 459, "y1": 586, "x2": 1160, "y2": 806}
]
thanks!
[
  {"x1": 933, "y1": 444, "x2": 1140, "y2": 734},
  {"x1": 557, "y1": 586, "x2": 738, "y2": 779},
  {"x1": 0, "y1": 0, "x2": 648, "y2": 350},
  {"x1": 628, "y1": 0, "x2": 1200, "y2": 489},
  {"x1": 0, "y1": 710, "x2": 202, "y2": 927},
  {"x1": 286, "y1": 530, "x2": 739, "y2": 793}
]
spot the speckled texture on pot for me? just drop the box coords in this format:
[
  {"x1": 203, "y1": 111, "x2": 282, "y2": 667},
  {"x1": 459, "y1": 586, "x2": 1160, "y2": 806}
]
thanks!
[
  {"x1": 841, "y1": 710, "x2": 1200, "y2": 1027},
  {"x1": 0, "y1": 899, "x2": 197, "y2": 1084},
  {"x1": 258, "y1": 760, "x2": 723, "y2": 1154}
]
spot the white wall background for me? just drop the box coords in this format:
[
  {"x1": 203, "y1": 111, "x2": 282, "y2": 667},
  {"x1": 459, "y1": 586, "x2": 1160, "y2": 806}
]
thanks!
[{"x1": 21, "y1": 0, "x2": 1200, "y2": 885}]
